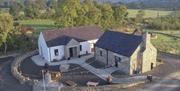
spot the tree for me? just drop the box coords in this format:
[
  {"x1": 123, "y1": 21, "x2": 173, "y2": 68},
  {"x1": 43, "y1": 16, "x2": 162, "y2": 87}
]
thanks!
[
  {"x1": 47, "y1": 0, "x2": 57, "y2": 10},
  {"x1": 35, "y1": 0, "x2": 47, "y2": 10},
  {"x1": 76, "y1": 0, "x2": 101, "y2": 25},
  {"x1": 87, "y1": 6, "x2": 101, "y2": 25},
  {"x1": 114, "y1": 5, "x2": 128, "y2": 26},
  {"x1": 9, "y1": 1, "x2": 23, "y2": 18},
  {"x1": 100, "y1": 4, "x2": 114, "y2": 29},
  {"x1": 55, "y1": 0, "x2": 81, "y2": 28},
  {"x1": 135, "y1": 10, "x2": 145, "y2": 23},
  {"x1": 24, "y1": 0, "x2": 40, "y2": 18},
  {"x1": 75, "y1": 3, "x2": 89, "y2": 26},
  {"x1": 54, "y1": 0, "x2": 129, "y2": 30},
  {"x1": 0, "y1": 13, "x2": 14, "y2": 54}
]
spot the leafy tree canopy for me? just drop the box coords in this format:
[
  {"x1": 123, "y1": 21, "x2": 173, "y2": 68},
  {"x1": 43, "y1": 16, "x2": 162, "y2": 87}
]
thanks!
[{"x1": 0, "y1": 13, "x2": 14, "y2": 47}]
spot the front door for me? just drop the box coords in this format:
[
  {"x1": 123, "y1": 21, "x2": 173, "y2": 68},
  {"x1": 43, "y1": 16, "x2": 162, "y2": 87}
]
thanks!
[
  {"x1": 115, "y1": 56, "x2": 121, "y2": 67},
  {"x1": 151, "y1": 63, "x2": 154, "y2": 70},
  {"x1": 115, "y1": 61, "x2": 118, "y2": 67},
  {"x1": 69, "y1": 47, "x2": 77, "y2": 57}
]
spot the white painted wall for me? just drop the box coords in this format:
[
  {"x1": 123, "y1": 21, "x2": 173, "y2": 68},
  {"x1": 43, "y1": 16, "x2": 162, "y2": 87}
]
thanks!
[
  {"x1": 49, "y1": 45, "x2": 65, "y2": 61},
  {"x1": 38, "y1": 33, "x2": 98, "y2": 62},
  {"x1": 38, "y1": 32, "x2": 50, "y2": 62},
  {"x1": 80, "y1": 41, "x2": 90, "y2": 55},
  {"x1": 79, "y1": 39, "x2": 98, "y2": 55},
  {"x1": 88, "y1": 39, "x2": 98, "y2": 52}
]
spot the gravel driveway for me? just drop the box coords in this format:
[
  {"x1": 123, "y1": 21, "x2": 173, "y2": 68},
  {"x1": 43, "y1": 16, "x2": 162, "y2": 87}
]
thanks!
[{"x1": 19, "y1": 57, "x2": 107, "y2": 86}]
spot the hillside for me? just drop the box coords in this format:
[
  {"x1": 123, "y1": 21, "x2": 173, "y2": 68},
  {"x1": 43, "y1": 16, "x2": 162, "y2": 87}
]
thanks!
[
  {"x1": 1, "y1": 0, "x2": 180, "y2": 10},
  {"x1": 126, "y1": 0, "x2": 180, "y2": 10},
  {"x1": 94, "y1": 0, "x2": 180, "y2": 10}
]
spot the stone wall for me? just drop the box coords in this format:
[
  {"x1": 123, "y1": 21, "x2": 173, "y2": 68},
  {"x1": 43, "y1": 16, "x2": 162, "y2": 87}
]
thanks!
[
  {"x1": 129, "y1": 33, "x2": 157, "y2": 74},
  {"x1": 129, "y1": 45, "x2": 142, "y2": 75},
  {"x1": 95, "y1": 47, "x2": 130, "y2": 74},
  {"x1": 141, "y1": 43, "x2": 157, "y2": 73},
  {"x1": 11, "y1": 50, "x2": 39, "y2": 85},
  {"x1": 95, "y1": 47, "x2": 108, "y2": 65},
  {"x1": 95, "y1": 33, "x2": 158, "y2": 75},
  {"x1": 61, "y1": 81, "x2": 146, "y2": 91}
]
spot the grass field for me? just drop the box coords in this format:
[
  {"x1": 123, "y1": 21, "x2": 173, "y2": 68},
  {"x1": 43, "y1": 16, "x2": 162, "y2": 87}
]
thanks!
[
  {"x1": 151, "y1": 33, "x2": 180, "y2": 55},
  {"x1": 127, "y1": 9, "x2": 173, "y2": 18},
  {"x1": 146, "y1": 29, "x2": 180, "y2": 37},
  {"x1": 155, "y1": 31, "x2": 180, "y2": 37},
  {"x1": 20, "y1": 19, "x2": 55, "y2": 26},
  {"x1": 19, "y1": 19, "x2": 56, "y2": 38},
  {"x1": 146, "y1": 29, "x2": 180, "y2": 55}
]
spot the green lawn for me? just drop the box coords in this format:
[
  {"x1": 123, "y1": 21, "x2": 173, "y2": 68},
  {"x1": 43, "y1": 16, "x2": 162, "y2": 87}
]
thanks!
[{"x1": 127, "y1": 9, "x2": 173, "y2": 18}]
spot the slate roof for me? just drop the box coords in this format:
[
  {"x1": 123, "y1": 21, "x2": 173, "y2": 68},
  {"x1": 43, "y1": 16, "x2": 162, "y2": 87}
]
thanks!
[
  {"x1": 46, "y1": 36, "x2": 72, "y2": 47},
  {"x1": 95, "y1": 31, "x2": 143, "y2": 57},
  {"x1": 42, "y1": 26, "x2": 103, "y2": 47}
]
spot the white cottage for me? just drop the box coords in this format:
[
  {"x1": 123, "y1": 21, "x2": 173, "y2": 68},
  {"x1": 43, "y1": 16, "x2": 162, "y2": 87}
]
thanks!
[{"x1": 38, "y1": 26, "x2": 103, "y2": 62}]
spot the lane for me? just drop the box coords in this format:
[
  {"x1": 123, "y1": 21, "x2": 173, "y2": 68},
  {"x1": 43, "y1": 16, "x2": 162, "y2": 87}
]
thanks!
[
  {"x1": 139, "y1": 54, "x2": 180, "y2": 91},
  {"x1": 158, "y1": 53, "x2": 180, "y2": 62},
  {"x1": 0, "y1": 57, "x2": 32, "y2": 91},
  {"x1": 140, "y1": 72, "x2": 180, "y2": 91}
]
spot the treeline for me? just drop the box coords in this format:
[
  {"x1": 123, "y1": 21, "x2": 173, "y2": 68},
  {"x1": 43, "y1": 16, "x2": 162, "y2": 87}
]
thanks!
[
  {"x1": 146, "y1": 11, "x2": 180, "y2": 30},
  {"x1": 7, "y1": 0, "x2": 128, "y2": 29},
  {"x1": 54, "y1": 0, "x2": 129, "y2": 29}
]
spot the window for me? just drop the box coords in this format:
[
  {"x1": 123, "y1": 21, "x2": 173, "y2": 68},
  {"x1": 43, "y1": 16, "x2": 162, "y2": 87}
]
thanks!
[
  {"x1": 54, "y1": 49, "x2": 59, "y2": 56},
  {"x1": 115, "y1": 56, "x2": 121, "y2": 62},
  {"x1": 80, "y1": 45, "x2": 82, "y2": 51},
  {"x1": 100, "y1": 50, "x2": 103, "y2": 56}
]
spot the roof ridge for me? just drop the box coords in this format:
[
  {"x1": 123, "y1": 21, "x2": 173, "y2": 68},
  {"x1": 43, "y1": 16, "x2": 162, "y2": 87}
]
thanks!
[
  {"x1": 42, "y1": 25, "x2": 99, "y2": 33},
  {"x1": 42, "y1": 25, "x2": 103, "y2": 47},
  {"x1": 107, "y1": 31, "x2": 142, "y2": 37}
]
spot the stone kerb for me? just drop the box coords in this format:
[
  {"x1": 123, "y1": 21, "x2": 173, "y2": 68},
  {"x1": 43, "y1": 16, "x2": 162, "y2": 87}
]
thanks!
[{"x1": 11, "y1": 50, "x2": 38, "y2": 85}]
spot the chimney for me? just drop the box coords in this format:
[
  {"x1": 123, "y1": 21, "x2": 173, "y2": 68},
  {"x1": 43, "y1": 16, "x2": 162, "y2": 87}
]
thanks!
[{"x1": 143, "y1": 32, "x2": 150, "y2": 48}]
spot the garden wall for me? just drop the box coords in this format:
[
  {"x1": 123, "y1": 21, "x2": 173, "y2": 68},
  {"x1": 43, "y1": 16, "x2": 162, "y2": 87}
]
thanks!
[{"x1": 11, "y1": 50, "x2": 38, "y2": 85}]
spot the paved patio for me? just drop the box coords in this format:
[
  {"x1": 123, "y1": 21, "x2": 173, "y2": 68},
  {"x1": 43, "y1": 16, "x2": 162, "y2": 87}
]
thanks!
[{"x1": 31, "y1": 54, "x2": 146, "y2": 84}]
